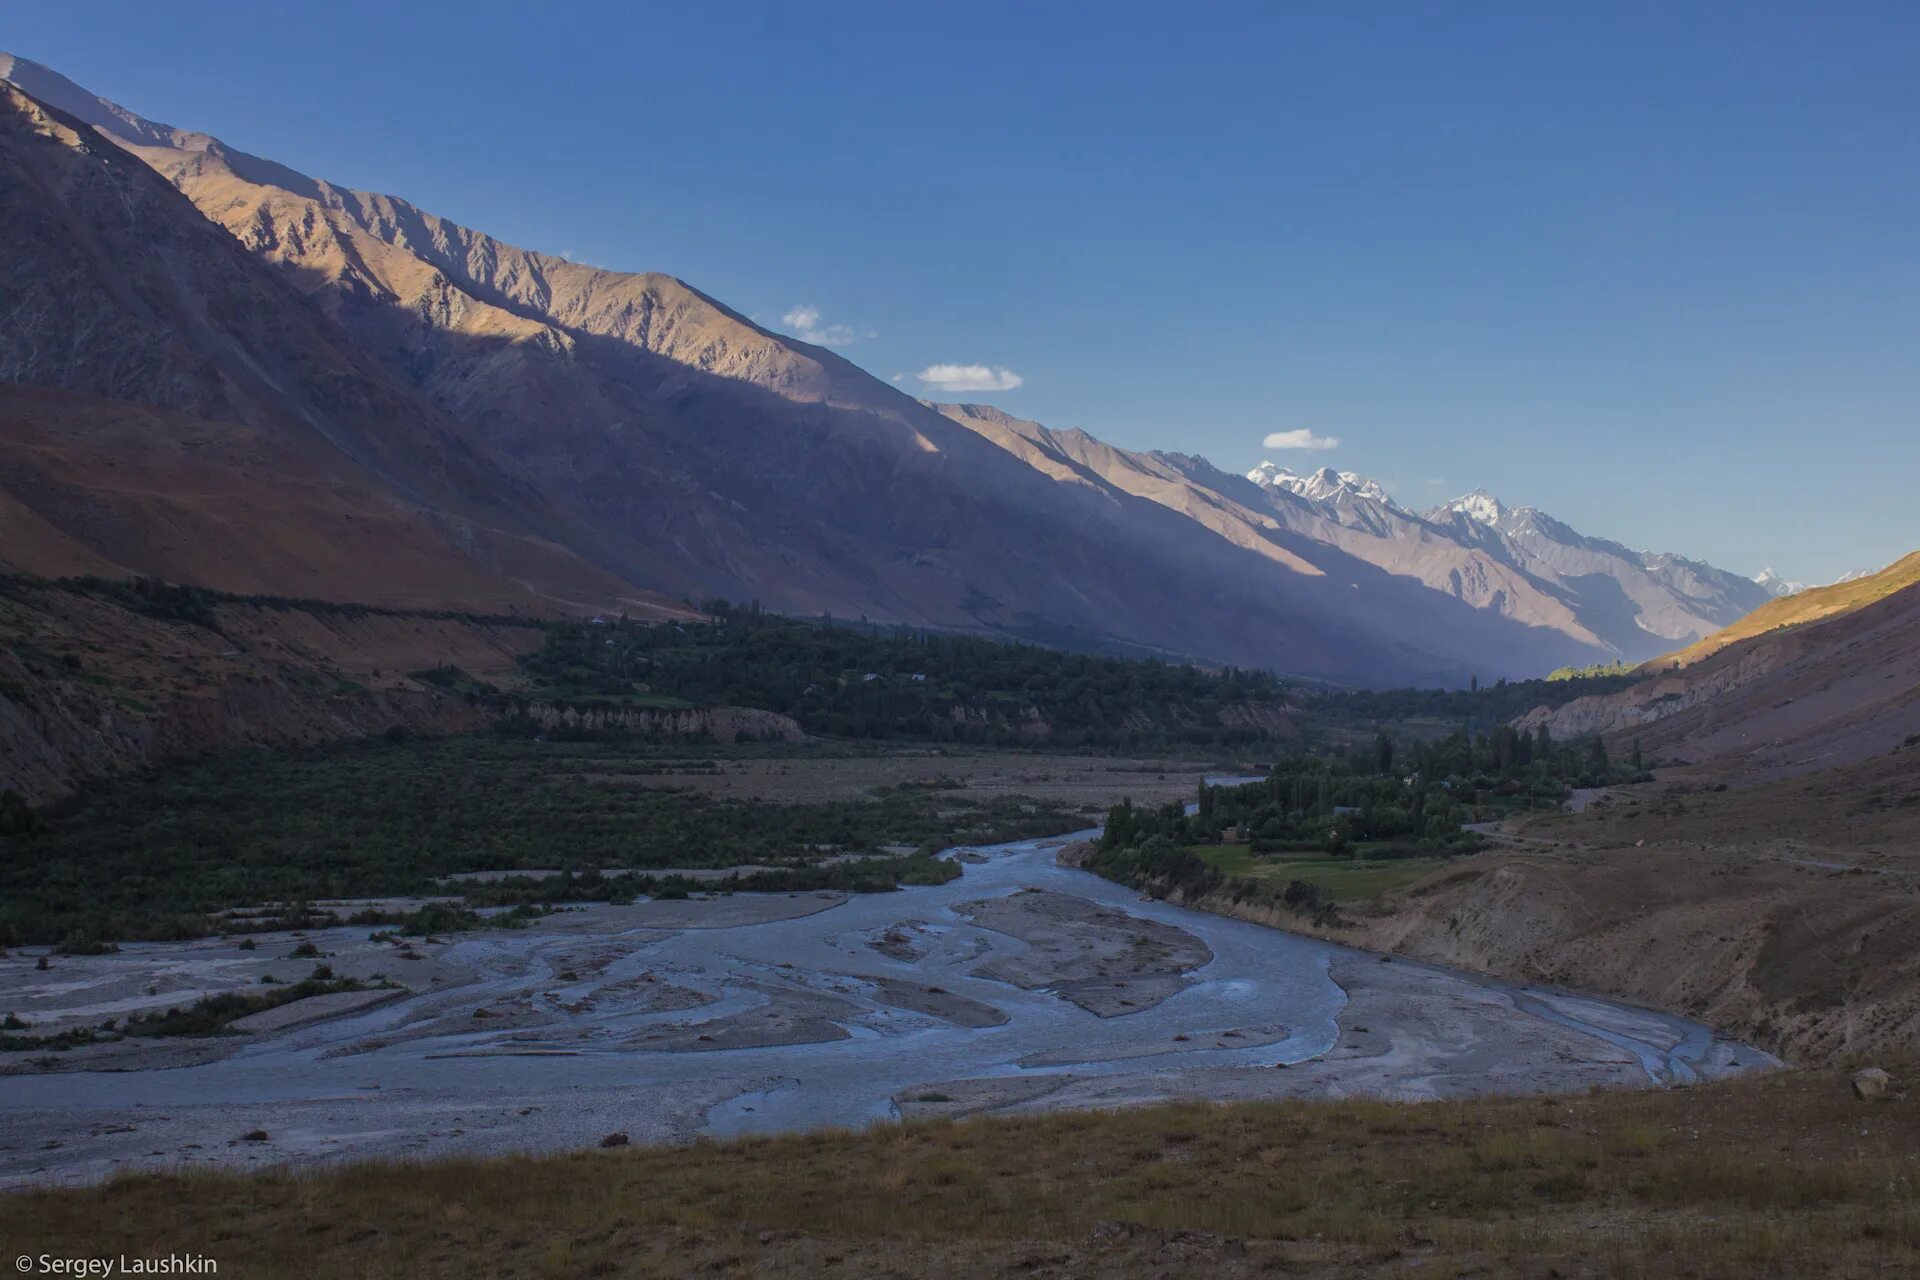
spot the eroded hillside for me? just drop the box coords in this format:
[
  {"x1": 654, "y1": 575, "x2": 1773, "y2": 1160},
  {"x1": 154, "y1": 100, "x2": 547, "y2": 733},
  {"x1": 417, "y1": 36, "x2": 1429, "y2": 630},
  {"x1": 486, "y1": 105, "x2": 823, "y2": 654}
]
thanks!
[{"x1": 1516, "y1": 558, "x2": 1920, "y2": 778}]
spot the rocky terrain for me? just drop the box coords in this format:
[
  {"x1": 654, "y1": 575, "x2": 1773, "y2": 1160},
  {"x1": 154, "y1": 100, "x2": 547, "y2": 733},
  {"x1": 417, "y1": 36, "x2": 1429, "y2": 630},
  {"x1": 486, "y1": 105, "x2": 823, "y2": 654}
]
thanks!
[
  {"x1": 0, "y1": 581, "x2": 783, "y2": 803},
  {"x1": 0, "y1": 54, "x2": 1776, "y2": 684},
  {"x1": 0, "y1": 80, "x2": 668, "y2": 620},
  {"x1": 0, "y1": 827, "x2": 1760, "y2": 1189},
  {"x1": 1516, "y1": 554, "x2": 1920, "y2": 776},
  {"x1": 1283, "y1": 750, "x2": 1920, "y2": 1064}
]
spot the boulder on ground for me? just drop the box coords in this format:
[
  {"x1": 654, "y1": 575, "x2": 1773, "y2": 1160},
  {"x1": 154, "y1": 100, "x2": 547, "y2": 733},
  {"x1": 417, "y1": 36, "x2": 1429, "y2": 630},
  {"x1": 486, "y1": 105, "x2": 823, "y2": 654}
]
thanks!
[
  {"x1": 1055, "y1": 841, "x2": 1098, "y2": 869},
  {"x1": 1851, "y1": 1067, "x2": 1892, "y2": 1101},
  {"x1": 600, "y1": 1131, "x2": 630, "y2": 1148}
]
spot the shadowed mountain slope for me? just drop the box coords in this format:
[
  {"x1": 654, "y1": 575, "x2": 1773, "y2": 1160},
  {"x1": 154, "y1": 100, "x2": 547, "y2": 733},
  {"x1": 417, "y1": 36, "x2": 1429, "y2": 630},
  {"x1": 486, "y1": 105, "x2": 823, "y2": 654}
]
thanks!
[
  {"x1": 927, "y1": 401, "x2": 1613, "y2": 677},
  {"x1": 0, "y1": 54, "x2": 1789, "y2": 683},
  {"x1": 1424, "y1": 490, "x2": 1773, "y2": 656},
  {"x1": 0, "y1": 79, "x2": 689, "y2": 617},
  {"x1": 0, "y1": 52, "x2": 1636, "y2": 684}
]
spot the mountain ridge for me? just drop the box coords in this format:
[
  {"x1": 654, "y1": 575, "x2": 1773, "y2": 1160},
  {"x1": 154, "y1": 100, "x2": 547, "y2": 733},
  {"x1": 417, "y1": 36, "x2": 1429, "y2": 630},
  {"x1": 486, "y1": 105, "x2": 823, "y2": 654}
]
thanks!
[
  {"x1": 0, "y1": 78, "x2": 688, "y2": 618},
  {"x1": 0, "y1": 53, "x2": 1798, "y2": 683},
  {"x1": 1514, "y1": 550, "x2": 1920, "y2": 775},
  {"x1": 1234, "y1": 462, "x2": 1771, "y2": 660}
]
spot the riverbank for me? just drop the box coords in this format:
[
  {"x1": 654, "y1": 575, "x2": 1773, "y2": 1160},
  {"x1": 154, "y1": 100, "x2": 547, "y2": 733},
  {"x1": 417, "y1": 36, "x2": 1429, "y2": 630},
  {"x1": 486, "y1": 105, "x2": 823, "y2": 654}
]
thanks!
[
  {"x1": 2, "y1": 1062, "x2": 1911, "y2": 1279},
  {"x1": 0, "y1": 821, "x2": 1766, "y2": 1188},
  {"x1": 1157, "y1": 761, "x2": 1920, "y2": 1065}
]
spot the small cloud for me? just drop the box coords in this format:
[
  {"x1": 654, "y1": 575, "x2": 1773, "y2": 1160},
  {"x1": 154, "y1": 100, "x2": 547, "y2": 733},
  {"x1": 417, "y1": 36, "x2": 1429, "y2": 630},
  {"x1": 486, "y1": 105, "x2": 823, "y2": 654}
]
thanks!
[
  {"x1": 915, "y1": 363, "x2": 1025, "y2": 393},
  {"x1": 1261, "y1": 428, "x2": 1341, "y2": 452},
  {"x1": 782, "y1": 304, "x2": 859, "y2": 347}
]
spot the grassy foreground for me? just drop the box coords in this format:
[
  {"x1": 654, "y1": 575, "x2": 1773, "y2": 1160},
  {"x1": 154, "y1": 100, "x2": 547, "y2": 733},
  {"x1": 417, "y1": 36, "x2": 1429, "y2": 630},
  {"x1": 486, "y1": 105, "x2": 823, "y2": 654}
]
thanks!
[{"x1": 4, "y1": 1067, "x2": 1914, "y2": 1278}]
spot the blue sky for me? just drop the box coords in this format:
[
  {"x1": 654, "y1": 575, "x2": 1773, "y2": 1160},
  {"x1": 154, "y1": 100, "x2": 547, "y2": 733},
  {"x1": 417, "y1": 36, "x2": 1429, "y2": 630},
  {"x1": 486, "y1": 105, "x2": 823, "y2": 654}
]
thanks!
[{"x1": 9, "y1": 2, "x2": 1918, "y2": 582}]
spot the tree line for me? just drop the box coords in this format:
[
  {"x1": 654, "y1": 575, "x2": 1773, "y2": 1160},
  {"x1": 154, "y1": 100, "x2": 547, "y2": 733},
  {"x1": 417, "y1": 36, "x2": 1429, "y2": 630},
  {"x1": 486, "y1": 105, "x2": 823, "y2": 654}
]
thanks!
[{"x1": 515, "y1": 601, "x2": 1295, "y2": 749}]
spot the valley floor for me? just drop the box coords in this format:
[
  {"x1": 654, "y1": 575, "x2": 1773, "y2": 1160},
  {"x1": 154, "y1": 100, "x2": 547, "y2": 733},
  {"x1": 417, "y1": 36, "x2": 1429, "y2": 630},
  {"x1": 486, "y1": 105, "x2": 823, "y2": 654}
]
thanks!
[
  {"x1": 0, "y1": 822, "x2": 1761, "y2": 1188},
  {"x1": 4, "y1": 740, "x2": 1915, "y2": 1277}
]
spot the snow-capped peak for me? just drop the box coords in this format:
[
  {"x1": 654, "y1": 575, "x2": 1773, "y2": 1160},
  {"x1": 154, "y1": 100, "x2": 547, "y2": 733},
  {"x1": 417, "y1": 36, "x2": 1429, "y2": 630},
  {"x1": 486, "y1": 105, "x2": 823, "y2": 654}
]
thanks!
[
  {"x1": 1753, "y1": 567, "x2": 1807, "y2": 598},
  {"x1": 1247, "y1": 462, "x2": 1395, "y2": 507},
  {"x1": 1441, "y1": 488, "x2": 1508, "y2": 527}
]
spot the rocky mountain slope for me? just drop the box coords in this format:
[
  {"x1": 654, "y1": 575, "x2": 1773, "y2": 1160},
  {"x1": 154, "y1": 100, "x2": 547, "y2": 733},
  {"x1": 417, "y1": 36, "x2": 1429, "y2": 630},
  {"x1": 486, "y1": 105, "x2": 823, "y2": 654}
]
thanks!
[
  {"x1": 1516, "y1": 552, "x2": 1920, "y2": 778},
  {"x1": 0, "y1": 579, "x2": 804, "y2": 804},
  {"x1": 932, "y1": 402, "x2": 1610, "y2": 675},
  {"x1": 0, "y1": 78, "x2": 686, "y2": 618},
  {"x1": 0, "y1": 54, "x2": 1800, "y2": 684},
  {"x1": 1232, "y1": 463, "x2": 1769, "y2": 662},
  {"x1": 1651, "y1": 551, "x2": 1920, "y2": 672},
  {"x1": 1425, "y1": 489, "x2": 1773, "y2": 652}
]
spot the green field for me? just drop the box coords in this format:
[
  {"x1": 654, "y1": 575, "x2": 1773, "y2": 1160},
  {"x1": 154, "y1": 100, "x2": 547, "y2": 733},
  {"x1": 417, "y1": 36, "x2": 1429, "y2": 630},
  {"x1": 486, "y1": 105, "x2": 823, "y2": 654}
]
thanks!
[{"x1": 1190, "y1": 844, "x2": 1445, "y2": 901}]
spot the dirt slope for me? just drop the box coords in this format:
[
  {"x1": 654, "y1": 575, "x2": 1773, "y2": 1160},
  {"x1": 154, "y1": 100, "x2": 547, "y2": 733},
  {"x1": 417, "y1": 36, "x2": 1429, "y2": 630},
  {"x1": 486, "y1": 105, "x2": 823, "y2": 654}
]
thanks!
[
  {"x1": 1516, "y1": 567, "x2": 1920, "y2": 779},
  {"x1": 0, "y1": 582, "x2": 539, "y2": 802},
  {"x1": 0, "y1": 386, "x2": 694, "y2": 616},
  {"x1": 0, "y1": 581, "x2": 792, "y2": 803},
  {"x1": 1276, "y1": 752, "x2": 1920, "y2": 1062},
  {"x1": 1652, "y1": 551, "x2": 1920, "y2": 671},
  {"x1": 1348, "y1": 555, "x2": 1920, "y2": 1066}
]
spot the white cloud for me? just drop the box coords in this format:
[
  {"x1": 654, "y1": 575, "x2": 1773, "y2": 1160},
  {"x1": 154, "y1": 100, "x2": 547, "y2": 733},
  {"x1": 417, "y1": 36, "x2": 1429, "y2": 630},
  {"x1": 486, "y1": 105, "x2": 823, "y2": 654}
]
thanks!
[
  {"x1": 914, "y1": 363, "x2": 1025, "y2": 393},
  {"x1": 1261, "y1": 428, "x2": 1341, "y2": 452},
  {"x1": 782, "y1": 304, "x2": 859, "y2": 347}
]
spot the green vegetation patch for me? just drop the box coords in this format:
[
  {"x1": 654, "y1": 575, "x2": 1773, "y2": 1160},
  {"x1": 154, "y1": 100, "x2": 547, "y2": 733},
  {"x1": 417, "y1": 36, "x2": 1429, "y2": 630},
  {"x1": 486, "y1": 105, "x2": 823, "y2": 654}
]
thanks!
[
  {"x1": 122, "y1": 974, "x2": 387, "y2": 1038},
  {"x1": 1189, "y1": 845, "x2": 1446, "y2": 902},
  {"x1": 514, "y1": 602, "x2": 1293, "y2": 750},
  {"x1": 1308, "y1": 673, "x2": 1642, "y2": 734},
  {"x1": 1090, "y1": 725, "x2": 1647, "y2": 920},
  {"x1": 0, "y1": 736, "x2": 1084, "y2": 945}
]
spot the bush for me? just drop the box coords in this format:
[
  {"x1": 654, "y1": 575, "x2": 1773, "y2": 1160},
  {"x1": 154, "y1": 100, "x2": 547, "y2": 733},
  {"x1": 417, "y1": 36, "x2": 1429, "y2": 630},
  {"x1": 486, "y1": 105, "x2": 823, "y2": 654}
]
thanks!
[
  {"x1": 53, "y1": 933, "x2": 120, "y2": 956},
  {"x1": 124, "y1": 976, "x2": 379, "y2": 1038}
]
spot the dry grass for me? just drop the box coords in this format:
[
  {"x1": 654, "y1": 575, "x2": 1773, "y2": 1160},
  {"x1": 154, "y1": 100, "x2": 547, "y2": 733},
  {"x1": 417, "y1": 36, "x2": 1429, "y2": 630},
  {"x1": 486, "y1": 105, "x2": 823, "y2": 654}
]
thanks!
[
  {"x1": 1652, "y1": 551, "x2": 1920, "y2": 670},
  {"x1": 4, "y1": 1066, "x2": 1915, "y2": 1277},
  {"x1": 1516, "y1": 752, "x2": 1920, "y2": 867}
]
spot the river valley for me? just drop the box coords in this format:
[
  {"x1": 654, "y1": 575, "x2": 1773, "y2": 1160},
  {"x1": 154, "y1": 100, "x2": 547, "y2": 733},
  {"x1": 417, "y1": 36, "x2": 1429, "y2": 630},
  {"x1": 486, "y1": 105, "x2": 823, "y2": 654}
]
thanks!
[{"x1": 0, "y1": 805, "x2": 1774, "y2": 1188}]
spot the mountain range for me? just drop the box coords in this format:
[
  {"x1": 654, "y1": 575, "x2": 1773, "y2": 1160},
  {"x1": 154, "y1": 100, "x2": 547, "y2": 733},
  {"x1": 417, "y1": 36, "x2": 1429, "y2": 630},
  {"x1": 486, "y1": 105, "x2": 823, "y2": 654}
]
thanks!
[
  {"x1": 1236, "y1": 464, "x2": 1774, "y2": 659},
  {"x1": 0, "y1": 54, "x2": 1800, "y2": 683}
]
